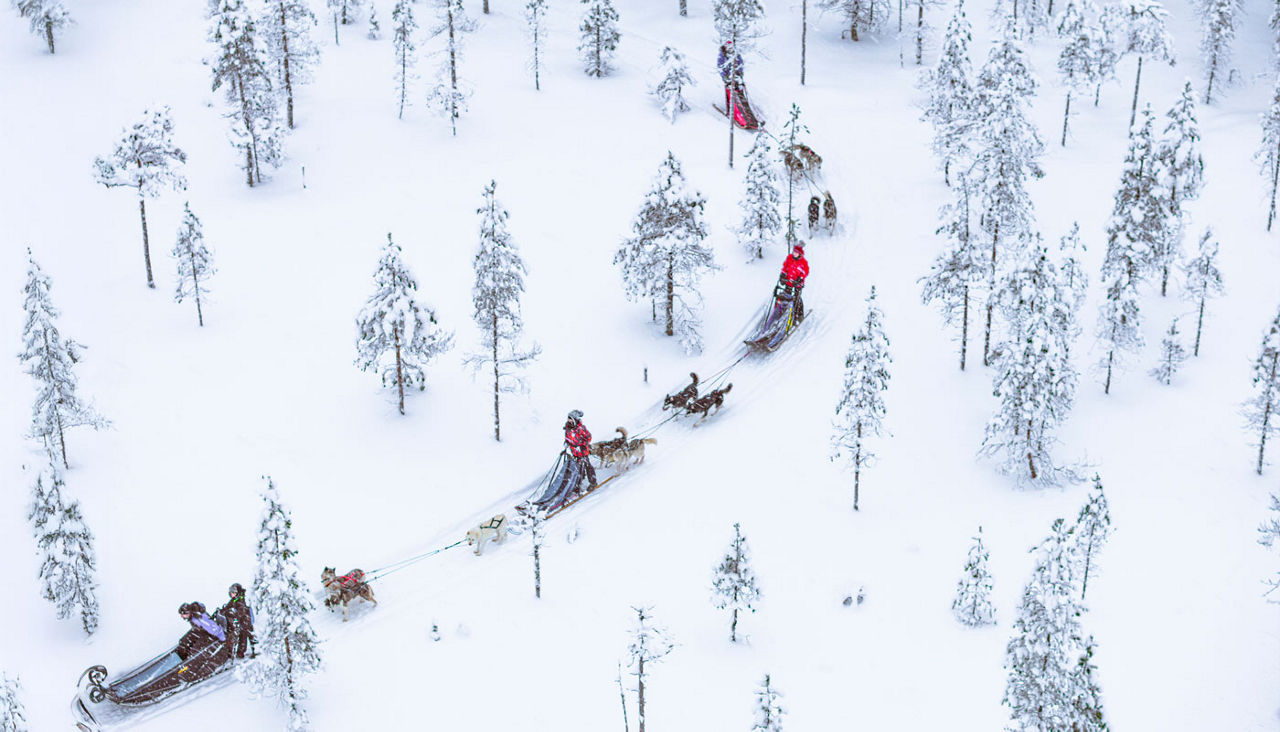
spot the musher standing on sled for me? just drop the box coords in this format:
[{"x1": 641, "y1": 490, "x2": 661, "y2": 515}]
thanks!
[
  {"x1": 718, "y1": 40, "x2": 744, "y2": 114},
  {"x1": 563, "y1": 410, "x2": 597, "y2": 492},
  {"x1": 779, "y1": 241, "x2": 809, "y2": 322}
]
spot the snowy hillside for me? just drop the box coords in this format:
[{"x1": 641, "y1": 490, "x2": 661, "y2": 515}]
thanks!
[{"x1": 2, "y1": 0, "x2": 1279, "y2": 729}]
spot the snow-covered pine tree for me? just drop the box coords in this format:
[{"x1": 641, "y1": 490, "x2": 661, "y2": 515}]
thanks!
[
  {"x1": 751, "y1": 674, "x2": 785, "y2": 732},
  {"x1": 780, "y1": 104, "x2": 809, "y2": 242},
  {"x1": 652, "y1": 46, "x2": 696, "y2": 123},
  {"x1": 240, "y1": 477, "x2": 322, "y2": 731},
  {"x1": 971, "y1": 27, "x2": 1044, "y2": 366},
  {"x1": 579, "y1": 0, "x2": 620, "y2": 78},
  {"x1": 428, "y1": 0, "x2": 475, "y2": 136},
  {"x1": 20, "y1": 252, "x2": 109, "y2": 469},
  {"x1": 1058, "y1": 222, "x2": 1088, "y2": 324},
  {"x1": 1246, "y1": 308, "x2": 1280, "y2": 474},
  {"x1": 13, "y1": 0, "x2": 70, "y2": 54},
  {"x1": 1199, "y1": 0, "x2": 1239, "y2": 103},
  {"x1": 1182, "y1": 227, "x2": 1224, "y2": 356},
  {"x1": 735, "y1": 132, "x2": 783, "y2": 260},
  {"x1": 613, "y1": 152, "x2": 718, "y2": 354},
  {"x1": 1259, "y1": 491, "x2": 1280, "y2": 600},
  {"x1": 1003, "y1": 518, "x2": 1084, "y2": 730},
  {"x1": 526, "y1": 0, "x2": 547, "y2": 90},
  {"x1": 209, "y1": 0, "x2": 286, "y2": 186},
  {"x1": 1257, "y1": 73, "x2": 1280, "y2": 231},
  {"x1": 919, "y1": 0, "x2": 975, "y2": 185},
  {"x1": 391, "y1": 0, "x2": 417, "y2": 119},
  {"x1": 27, "y1": 462, "x2": 64, "y2": 538},
  {"x1": 467, "y1": 181, "x2": 540, "y2": 441},
  {"x1": 35, "y1": 481, "x2": 100, "y2": 636},
  {"x1": 517, "y1": 504, "x2": 546, "y2": 598},
  {"x1": 0, "y1": 672, "x2": 28, "y2": 731},
  {"x1": 921, "y1": 174, "x2": 983, "y2": 369},
  {"x1": 1120, "y1": 0, "x2": 1174, "y2": 129},
  {"x1": 1097, "y1": 109, "x2": 1163, "y2": 393},
  {"x1": 367, "y1": 5, "x2": 381, "y2": 38},
  {"x1": 330, "y1": 0, "x2": 363, "y2": 29},
  {"x1": 714, "y1": 0, "x2": 768, "y2": 60},
  {"x1": 710, "y1": 522, "x2": 761, "y2": 642},
  {"x1": 952, "y1": 526, "x2": 997, "y2": 626},
  {"x1": 627, "y1": 606, "x2": 674, "y2": 732},
  {"x1": 832, "y1": 287, "x2": 891, "y2": 509},
  {"x1": 1093, "y1": 3, "x2": 1125, "y2": 105},
  {"x1": 93, "y1": 106, "x2": 188, "y2": 289},
  {"x1": 910, "y1": 0, "x2": 941, "y2": 66},
  {"x1": 355, "y1": 233, "x2": 454, "y2": 415},
  {"x1": 982, "y1": 244, "x2": 1078, "y2": 484},
  {"x1": 819, "y1": 0, "x2": 890, "y2": 42},
  {"x1": 1071, "y1": 636, "x2": 1110, "y2": 731},
  {"x1": 1149, "y1": 318, "x2": 1186, "y2": 385},
  {"x1": 172, "y1": 203, "x2": 215, "y2": 327},
  {"x1": 1071, "y1": 474, "x2": 1112, "y2": 601},
  {"x1": 261, "y1": 0, "x2": 320, "y2": 128},
  {"x1": 1057, "y1": 0, "x2": 1104, "y2": 146},
  {"x1": 992, "y1": 0, "x2": 1048, "y2": 43},
  {"x1": 1150, "y1": 82, "x2": 1204, "y2": 294}
]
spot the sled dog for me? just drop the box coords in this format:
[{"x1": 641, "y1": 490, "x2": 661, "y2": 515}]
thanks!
[
  {"x1": 592, "y1": 427, "x2": 657, "y2": 471},
  {"x1": 663, "y1": 372, "x2": 699, "y2": 411},
  {"x1": 685, "y1": 383, "x2": 733, "y2": 424},
  {"x1": 321, "y1": 567, "x2": 377, "y2": 621},
  {"x1": 466, "y1": 514, "x2": 510, "y2": 556}
]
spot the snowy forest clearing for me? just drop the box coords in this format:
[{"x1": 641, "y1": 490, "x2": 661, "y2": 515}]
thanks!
[{"x1": 3, "y1": 0, "x2": 1280, "y2": 729}]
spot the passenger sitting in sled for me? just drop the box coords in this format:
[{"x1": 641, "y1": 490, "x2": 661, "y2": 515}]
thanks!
[
  {"x1": 176, "y1": 601, "x2": 226, "y2": 661},
  {"x1": 778, "y1": 240, "x2": 809, "y2": 323}
]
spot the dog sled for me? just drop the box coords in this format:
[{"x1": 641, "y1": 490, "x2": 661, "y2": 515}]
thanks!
[
  {"x1": 717, "y1": 83, "x2": 761, "y2": 131},
  {"x1": 72, "y1": 639, "x2": 234, "y2": 731},
  {"x1": 745, "y1": 282, "x2": 805, "y2": 352}
]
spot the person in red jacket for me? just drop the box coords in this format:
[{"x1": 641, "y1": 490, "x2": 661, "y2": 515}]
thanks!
[
  {"x1": 779, "y1": 241, "x2": 810, "y2": 322},
  {"x1": 563, "y1": 409, "x2": 598, "y2": 491}
]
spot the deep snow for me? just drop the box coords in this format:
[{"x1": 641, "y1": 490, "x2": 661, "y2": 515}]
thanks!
[{"x1": 2, "y1": 0, "x2": 1279, "y2": 729}]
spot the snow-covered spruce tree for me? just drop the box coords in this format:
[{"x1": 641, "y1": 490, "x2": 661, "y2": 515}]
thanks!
[
  {"x1": 971, "y1": 27, "x2": 1044, "y2": 366},
  {"x1": 1199, "y1": 0, "x2": 1238, "y2": 103},
  {"x1": 832, "y1": 287, "x2": 891, "y2": 509},
  {"x1": 1058, "y1": 222, "x2": 1088, "y2": 324},
  {"x1": 209, "y1": 0, "x2": 286, "y2": 187},
  {"x1": 1149, "y1": 318, "x2": 1186, "y2": 385},
  {"x1": 1056, "y1": 0, "x2": 1104, "y2": 146},
  {"x1": 355, "y1": 233, "x2": 454, "y2": 416},
  {"x1": 527, "y1": 0, "x2": 547, "y2": 90},
  {"x1": 1071, "y1": 636, "x2": 1110, "y2": 731},
  {"x1": 652, "y1": 46, "x2": 696, "y2": 123},
  {"x1": 0, "y1": 672, "x2": 28, "y2": 732},
  {"x1": 711, "y1": 522, "x2": 761, "y2": 642},
  {"x1": 240, "y1": 477, "x2": 322, "y2": 731},
  {"x1": 35, "y1": 482, "x2": 100, "y2": 636},
  {"x1": 172, "y1": 203, "x2": 215, "y2": 327},
  {"x1": 921, "y1": 174, "x2": 983, "y2": 369},
  {"x1": 992, "y1": 0, "x2": 1049, "y2": 43},
  {"x1": 1120, "y1": 0, "x2": 1174, "y2": 129},
  {"x1": 982, "y1": 245, "x2": 1078, "y2": 485},
  {"x1": 367, "y1": 5, "x2": 381, "y2": 38},
  {"x1": 919, "y1": 0, "x2": 975, "y2": 185},
  {"x1": 13, "y1": 0, "x2": 70, "y2": 54},
  {"x1": 1259, "y1": 492, "x2": 1280, "y2": 600},
  {"x1": 329, "y1": 0, "x2": 363, "y2": 33},
  {"x1": 1071, "y1": 474, "x2": 1112, "y2": 601},
  {"x1": 93, "y1": 106, "x2": 188, "y2": 289},
  {"x1": 27, "y1": 463, "x2": 63, "y2": 538},
  {"x1": 627, "y1": 607, "x2": 674, "y2": 732},
  {"x1": 20, "y1": 252, "x2": 109, "y2": 469},
  {"x1": 1002, "y1": 518, "x2": 1084, "y2": 731},
  {"x1": 1246, "y1": 308, "x2": 1280, "y2": 475},
  {"x1": 819, "y1": 0, "x2": 890, "y2": 42},
  {"x1": 780, "y1": 104, "x2": 809, "y2": 242},
  {"x1": 1182, "y1": 227, "x2": 1224, "y2": 356},
  {"x1": 1093, "y1": 3, "x2": 1125, "y2": 106},
  {"x1": 1097, "y1": 109, "x2": 1163, "y2": 394},
  {"x1": 261, "y1": 0, "x2": 320, "y2": 129},
  {"x1": 467, "y1": 181, "x2": 541, "y2": 441},
  {"x1": 952, "y1": 526, "x2": 997, "y2": 626},
  {"x1": 752, "y1": 674, "x2": 785, "y2": 732},
  {"x1": 735, "y1": 132, "x2": 783, "y2": 260},
  {"x1": 391, "y1": 0, "x2": 417, "y2": 119},
  {"x1": 428, "y1": 0, "x2": 475, "y2": 136},
  {"x1": 613, "y1": 152, "x2": 718, "y2": 354},
  {"x1": 579, "y1": 0, "x2": 620, "y2": 78},
  {"x1": 1258, "y1": 74, "x2": 1280, "y2": 232},
  {"x1": 1152, "y1": 81, "x2": 1204, "y2": 295}
]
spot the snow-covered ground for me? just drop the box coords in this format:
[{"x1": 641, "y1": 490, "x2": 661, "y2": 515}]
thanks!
[{"x1": 2, "y1": 0, "x2": 1279, "y2": 728}]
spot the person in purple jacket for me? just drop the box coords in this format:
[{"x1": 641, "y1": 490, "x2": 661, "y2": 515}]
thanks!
[{"x1": 176, "y1": 601, "x2": 226, "y2": 661}]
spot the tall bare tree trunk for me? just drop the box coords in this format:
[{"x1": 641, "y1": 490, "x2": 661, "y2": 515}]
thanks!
[
  {"x1": 801, "y1": 0, "x2": 808, "y2": 84},
  {"x1": 1268, "y1": 140, "x2": 1280, "y2": 231},
  {"x1": 448, "y1": 9, "x2": 459, "y2": 136},
  {"x1": 138, "y1": 194, "x2": 155, "y2": 288},
  {"x1": 679, "y1": 0, "x2": 687, "y2": 15},
  {"x1": 44, "y1": 20, "x2": 55, "y2": 53},
  {"x1": 853, "y1": 423, "x2": 862, "y2": 510},
  {"x1": 1061, "y1": 92, "x2": 1072, "y2": 146},
  {"x1": 1193, "y1": 296, "x2": 1205, "y2": 356},
  {"x1": 960, "y1": 285, "x2": 970, "y2": 370},
  {"x1": 279, "y1": 1, "x2": 296, "y2": 128},
  {"x1": 394, "y1": 325, "x2": 405, "y2": 415},
  {"x1": 1259, "y1": 354, "x2": 1277, "y2": 475},
  {"x1": 1129, "y1": 55, "x2": 1143, "y2": 129},
  {"x1": 492, "y1": 314, "x2": 501, "y2": 440},
  {"x1": 190, "y1": 251, "x2": 205, "y2": 326},
  {"x1": 916, "y1": 1, "x2": 924, "y2": 65},
  {"x1": 637, "y1": 656, "x2": 647, "y2": 732},
  {"x1": 333, "y1": 12, "x2": 340, "y2": 44},
  {"x1": 983, "y1": 221, "x2": 999, "y2": 366},
  {"x1": 665, "y1": 253, "x2": 674, "y2": 336}
]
